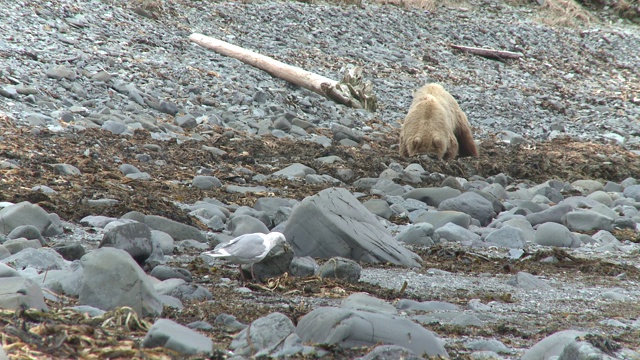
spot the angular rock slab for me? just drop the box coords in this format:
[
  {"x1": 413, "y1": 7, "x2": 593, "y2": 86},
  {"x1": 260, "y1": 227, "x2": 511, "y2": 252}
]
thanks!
[
  {"x1": 79, "y1": 247, "x2": 162, "y2": 317},
  {"x1": 143, "y1": 318, "x2": 212, "y2": 356},
  {"x1": 297, "y1": 307, "x2": 448, "y2": 357},
  {"x1": 284, "y1": 188, "x2": 421, "y2": 267}
]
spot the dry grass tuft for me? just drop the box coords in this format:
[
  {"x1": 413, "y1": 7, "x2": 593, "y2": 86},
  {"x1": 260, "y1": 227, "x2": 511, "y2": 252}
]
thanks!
[{"x1": 507, "y1": 0, "x2": 597, "y2": 26}]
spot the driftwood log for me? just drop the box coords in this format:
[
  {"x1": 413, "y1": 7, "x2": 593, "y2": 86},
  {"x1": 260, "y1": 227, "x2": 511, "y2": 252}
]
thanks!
[
  {"x1": 449, "y1": 44, "x2": 523, "y2": 61},
  {"x1": 189, "y1": 33, "x2": 376, "y2": 111}
]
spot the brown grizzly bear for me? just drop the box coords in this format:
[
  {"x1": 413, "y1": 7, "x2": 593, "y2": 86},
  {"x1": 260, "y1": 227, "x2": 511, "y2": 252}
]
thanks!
[{"x1": 399, "y1": 83, "x2": 478, "y2": 159}]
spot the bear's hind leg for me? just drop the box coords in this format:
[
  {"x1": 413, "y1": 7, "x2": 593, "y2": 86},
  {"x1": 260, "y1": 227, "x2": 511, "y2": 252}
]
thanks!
[{"x1": 454, "y1": 118, "x2": 478, "y2": 157}]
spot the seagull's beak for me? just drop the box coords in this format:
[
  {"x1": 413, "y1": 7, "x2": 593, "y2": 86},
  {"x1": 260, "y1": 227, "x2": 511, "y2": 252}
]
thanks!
[{"x1": 283, "y1": 241, "x2": 292, "y2": 252}]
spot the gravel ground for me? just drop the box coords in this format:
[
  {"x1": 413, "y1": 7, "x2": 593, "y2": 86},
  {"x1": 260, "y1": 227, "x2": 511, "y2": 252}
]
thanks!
[
  {"x1": 2, "y1": 0, "x2": 640, "y2": 358},
  {"x1": 1, "y1": 0, "x2": 639, "y2": 144}
]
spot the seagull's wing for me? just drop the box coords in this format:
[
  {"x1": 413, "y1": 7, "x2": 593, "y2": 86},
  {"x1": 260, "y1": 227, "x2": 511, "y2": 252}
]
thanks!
[{"x1": 204, "y1": 233, "x2": 269, "y2": 264}]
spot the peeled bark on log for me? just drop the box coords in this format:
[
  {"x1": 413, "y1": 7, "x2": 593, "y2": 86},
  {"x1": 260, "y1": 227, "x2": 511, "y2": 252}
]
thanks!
[
  {"x1": 449, "y1": 44, "x2": 523, "y2": 60},
  {"x1": 189, "y1": 33, "x2": 367, "y2": 109}
]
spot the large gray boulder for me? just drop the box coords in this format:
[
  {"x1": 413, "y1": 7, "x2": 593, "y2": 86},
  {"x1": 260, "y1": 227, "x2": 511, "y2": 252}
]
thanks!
[
  {"x1": 284, "y1": 188, "x2": 421, "y2": 267},
  {"x1": 297, "y1": 306, "x2": 448, "y2": 357},
  {"x1": 79, "y1": 247, "x2": 162, "y2": 317}
]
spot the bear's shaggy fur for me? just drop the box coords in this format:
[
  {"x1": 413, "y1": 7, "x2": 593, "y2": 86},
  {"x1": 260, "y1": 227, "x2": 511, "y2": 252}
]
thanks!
[{"x1": 399, "y1": 83, "x2": 478, "y2": 159}]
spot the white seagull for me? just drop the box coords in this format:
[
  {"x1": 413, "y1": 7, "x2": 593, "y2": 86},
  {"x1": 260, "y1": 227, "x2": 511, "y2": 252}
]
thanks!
[{"x1": 202, "y1": 232, "x2": 286, "y2": 280}]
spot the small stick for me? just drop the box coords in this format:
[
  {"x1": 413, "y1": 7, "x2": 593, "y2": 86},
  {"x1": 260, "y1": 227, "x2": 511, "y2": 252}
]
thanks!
[{"x1": 449, "y1": 44, "x2": 523, "y2": 61}]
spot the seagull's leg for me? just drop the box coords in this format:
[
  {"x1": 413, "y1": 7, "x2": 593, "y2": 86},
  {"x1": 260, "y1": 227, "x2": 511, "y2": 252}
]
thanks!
[
  {"x1": 250, "y1": 264, "x2": 256, "y2": 281},
  {"x1": 238, "y1": 264, "x2": 246, "y2": 280}
]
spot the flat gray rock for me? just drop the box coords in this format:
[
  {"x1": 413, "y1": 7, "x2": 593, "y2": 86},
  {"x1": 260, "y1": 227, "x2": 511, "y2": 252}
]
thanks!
[
  {"x1": 144, "y1": 215, "x2": 206, "y2": 242},
  {"x1": 558, "y1": 340, "x2": 618, "y2": 360},
  {"x1": 438, "y1": 192, "x2": 496, "y2": 226},
  {"x1": 521, "y1": 330, "x2": 586, "y2": 360},
  {"x1": 230, "y1": 312, "x2": 297, "y2": 357},
  {"x1": 435, "y1": 222, "x2": 481, "y2": 244},
  {"x1": 151, "y1": 230, "x2": 175, "y2": 255},
  {"x1": 253, "y1": 197, "x2": 296, "y2": 219},
  {"x1": 500, "y1": 218, "x2": 535, "y2": 244},
  {"x1": 317, "y1": 257, "x2": 362, "y2": 283},
  {"x1": 142, "y1": 318, "x2": 212, "y2": 356},
  {"x1": 32, "y1": 267, "x2": 83, "y2": 296},
  {"x1": 535, "y1": 222, "x2": 581, "y2": 248},
  {"x1": 79, "y1": 247, "x2": 162, "y2": 317},
  {"x1": 355, "y1": 345, "x2": 422, "y2": 360},
  {"x1": 7, "y1": 225, "x2": 45, "y2": 244},
  {"x1": 396, "y1": 299, "x2": 460, "y2": 312},
  {"x1": 273, "y1": 163, "x2": 316, "y2": 177},
  {"x1": 341, "y1": 293, "x2": 397, "y2": 314},
  {"x1": 289, "y1": 256, "x2": 318, "y2": 277},
  {"x1": 227, "y1": 214, "x2": 270, "y2": 236},
  {"x1": 99, "y1": 222, "x2": 154, "y2": 263},
  {"x1": 1, "y1": 247, "x2": 68, "y2": 271},
  {"x1": 297, "y1": 306, "x2": 448, "y2": 357},
  {"x1": 395, "y1": 223, "x2": 437, "y2": 246},
  {"x1": 413, "y1": 210, "x2": 472, "y2": 229},
  {"x1": 484, "y1": 225, "x2": 526, "y2": 249},
  {"x1": 284, "y1": 188, "x2": 421, "y2": 267},
  {"x1": 403, "y1": 187, "x2": 461, "y2": 207},
  {"x1": 0, "y1": 201, "x2": 61, "y2": 236},
  {"x1": 571, "y1": 179, "x2": 604, "y2": 194},
  {"x1": 362, "y1": 199, "x2": 393, "y2": 219},
  {"x1": 150, "y1": 265, "x2": 192, "y2": 282},
  {"x1": 507, "y1": 272, "x2": 551, "y2": 290},
  {"x1": 526, "y1": 203, "x2": 573, "y2": 226},
  {"x1": 562, "y1": 209, "x2": 613, "y2": 232},
  {"x1": 192, "y1": 175, "x2": 222, "y2": 190},
  {"x1": 466, "y1": 339, "x2": 511, "y2": 354},
  {"x1": 0, "y1": 277, "x2": 48, "y2": 311}
]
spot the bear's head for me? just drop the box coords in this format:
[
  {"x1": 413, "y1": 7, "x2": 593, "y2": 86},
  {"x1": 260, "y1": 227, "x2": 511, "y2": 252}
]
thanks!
[{"x1": 410, "y1": 136, "x2": 447, "y2": 159}]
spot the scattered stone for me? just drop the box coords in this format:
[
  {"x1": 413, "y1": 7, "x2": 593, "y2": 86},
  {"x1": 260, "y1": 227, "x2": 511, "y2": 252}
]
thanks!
[
  {"x1": 230, "y1": 312, "x2": 297, "y2": 357},
  {"x1": 439, "y1": 192, "x2": 496, "y2": 226},
  {"x1": 100, "y1": 222, "x2": 154, "y2": 263},
  {"x1": 289, "y1": 256, "x2": 318, "y2": 277},
  {"x1": 484, "y1": 225, "x2": 526, "y2": 249},
  {"x1": 395, "y1": 223, "x2": 438, "y2": 246},
  {"x1": 144, "y1": 215, "x2": 206, "y2": 242},
  {"x1": 413, "y1": 210, "x2": 472, "y2": 229},
  {"x1": 507, "y1": 272, "x2": 551, "y2": 290},
  {"x1": 142, "y1": 318, "x2": 212, "y2": 356},
  {"x1": 317, "y1": 257, "x2": 362, "y2": 283},
  {"x1": 521, "y1": 330, "x2": 586, "y2": 360},
  {"x1": 0, "y1": 277, "x2": 48, "y2": 311},
  {"x1": 535, "y1": 222, "x2": 581, "y2": 248}
]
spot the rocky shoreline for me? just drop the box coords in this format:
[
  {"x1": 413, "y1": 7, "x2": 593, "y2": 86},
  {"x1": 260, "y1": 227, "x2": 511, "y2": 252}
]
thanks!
[{"x1": 1, "y1": 0, "x2": 640, "y2": 358}]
